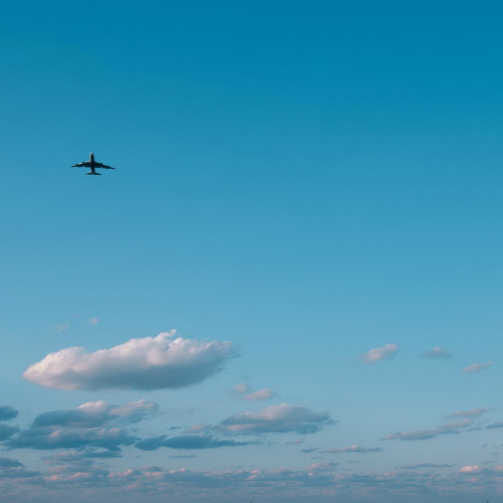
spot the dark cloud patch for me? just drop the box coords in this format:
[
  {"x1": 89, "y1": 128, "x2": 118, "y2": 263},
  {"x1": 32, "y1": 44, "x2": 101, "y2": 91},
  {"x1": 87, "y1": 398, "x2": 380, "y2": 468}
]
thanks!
[
  {"x1": 33, "y1": 410, "x2": 107, "y2": 429},
  {"x1": 0, "y1": 424, "x2": 19, "y2": 441},
  {"x1": 487, "y1": 422, "x2": 503, "y2": 429},
  {"x1": 6, "y1": 426, "x2": 136, "y2": 451},
  {"x1": 0, "y1": 457, "x2": 23, "y2": 468},
  {"x1": 0, "y1": 406, "x2": 18, "y2": 421},
  {"x1": 31, "y1": 400, "x2": 158, "y2": 429},
  {"x1": 136, "y1": 434, "x2": 251, "y2": 451},
  {"x1": 0, "y1": 456, "x2": 40, "y2": 481}
]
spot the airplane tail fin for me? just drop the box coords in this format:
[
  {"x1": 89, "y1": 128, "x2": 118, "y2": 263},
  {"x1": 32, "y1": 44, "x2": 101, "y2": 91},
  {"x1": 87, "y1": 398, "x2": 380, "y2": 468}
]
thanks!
[{"x1": 87, "y1": 172, "x2": 101, "y2": 176}]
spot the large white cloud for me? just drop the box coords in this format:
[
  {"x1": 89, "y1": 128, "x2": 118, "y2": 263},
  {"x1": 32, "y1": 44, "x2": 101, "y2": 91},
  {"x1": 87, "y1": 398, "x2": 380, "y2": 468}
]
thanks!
[{"x1": 23, "y1": 331, "x2": 235, "y2": 391}]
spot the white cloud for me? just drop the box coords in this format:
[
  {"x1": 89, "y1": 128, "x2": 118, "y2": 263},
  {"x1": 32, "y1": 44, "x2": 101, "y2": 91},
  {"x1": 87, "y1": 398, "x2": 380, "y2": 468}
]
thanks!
[
  {"x1": 363, "y1": 344, "x2": 398, "y2": 363},
  {"x1": 463, "y1": 362, "x2": 494, "y2": 374},
  {"x1": 23, "y1": 331, "x2": 235, "y2": 391},
  {"x1": 218, "y1": 403, "x2": 334, "y2": 435}
]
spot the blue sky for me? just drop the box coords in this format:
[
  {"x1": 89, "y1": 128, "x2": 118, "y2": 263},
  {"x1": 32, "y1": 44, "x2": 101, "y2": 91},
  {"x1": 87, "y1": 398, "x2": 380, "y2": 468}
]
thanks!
[{"x1": 2, "y1": 3, "x2": 503, "y2": 501}]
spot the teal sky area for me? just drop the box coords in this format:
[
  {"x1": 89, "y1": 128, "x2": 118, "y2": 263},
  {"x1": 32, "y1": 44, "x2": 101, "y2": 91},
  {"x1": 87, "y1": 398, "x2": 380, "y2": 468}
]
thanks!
[{"x1": 2, "y1": 4, "x2": 503, "y2": 502}]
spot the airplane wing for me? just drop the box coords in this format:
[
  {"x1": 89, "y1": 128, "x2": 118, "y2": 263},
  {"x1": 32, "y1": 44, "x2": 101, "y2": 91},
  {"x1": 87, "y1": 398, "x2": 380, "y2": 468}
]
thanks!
[
  {"x1": 94, "y1": 163, "x2": 115, "y2": 169},
  {"x1": 72, "y1": 162, "x2": 91, "y2": 167}
]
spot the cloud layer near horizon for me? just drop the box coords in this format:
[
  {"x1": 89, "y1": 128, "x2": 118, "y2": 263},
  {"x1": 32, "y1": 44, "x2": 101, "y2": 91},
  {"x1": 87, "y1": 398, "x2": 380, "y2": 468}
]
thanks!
[{"x1": 23, "y1": 331, "x2": 235, "y2": 391}]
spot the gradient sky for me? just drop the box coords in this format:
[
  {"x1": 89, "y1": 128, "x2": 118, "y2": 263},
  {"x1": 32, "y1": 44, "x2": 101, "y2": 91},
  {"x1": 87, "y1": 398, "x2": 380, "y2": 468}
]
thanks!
[{"x1": 2, "y1": 4, "x2": 503, "y2": 502}]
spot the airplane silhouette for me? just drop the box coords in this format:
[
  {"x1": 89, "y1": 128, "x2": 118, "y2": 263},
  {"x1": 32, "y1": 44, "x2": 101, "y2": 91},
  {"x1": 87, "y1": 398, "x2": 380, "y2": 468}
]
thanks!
[{"x1": 72, "y1": 152, "x2": 115, "y2": 175}]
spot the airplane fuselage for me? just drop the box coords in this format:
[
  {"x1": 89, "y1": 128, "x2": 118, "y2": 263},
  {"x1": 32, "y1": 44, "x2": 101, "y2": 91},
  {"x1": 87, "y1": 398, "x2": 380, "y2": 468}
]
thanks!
[{"x1": 88, "y1": 153, "x2": 98, "y2": 175}]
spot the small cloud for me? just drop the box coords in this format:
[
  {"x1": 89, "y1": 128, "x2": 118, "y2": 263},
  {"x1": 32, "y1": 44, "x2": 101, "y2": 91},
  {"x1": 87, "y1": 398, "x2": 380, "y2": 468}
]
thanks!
[
  {"x1": 89, "y1": 317, "x2": 99, "y2": 326},
  {"x1": 363, "y1": 344, "x2": 398, "y2": 364},
  {"x1": 422, "y1": 347, "x2": 451, "y2": 359},
  {"x1": 244, "y1": 389, "x2": 274, "y2": 401},
  {"x1": 459, "y1": 465, "x2": 480, "y2": 473},
  {"x1": 463, "y1": 362, "x2": 494, "y2": 374}
]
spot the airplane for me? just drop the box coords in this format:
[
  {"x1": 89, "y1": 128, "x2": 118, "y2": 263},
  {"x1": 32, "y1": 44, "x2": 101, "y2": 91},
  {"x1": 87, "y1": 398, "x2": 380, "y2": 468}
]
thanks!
[{"x1": 72, "y1": 152, "x2": 115, "y2": 175}]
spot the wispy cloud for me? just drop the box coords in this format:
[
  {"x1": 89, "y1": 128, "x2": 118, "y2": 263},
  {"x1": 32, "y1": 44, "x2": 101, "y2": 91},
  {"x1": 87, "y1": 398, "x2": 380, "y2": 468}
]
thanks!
[
  {"x1": 383, "y1": 419, "x2": 473, "y2": 441},
  {"x1": 363, "y1": 344, "x2": 398, "y2": 363},
  {"x1": 463, "y1": 362, "x2": 493, "y2": 374},
  {"x1": 233, "y1": 384, "x2": 275, "y2": 401},
  {"x1": 218, "y1": 403, "x2": 334, "y2": 435},
  {"x1": 23, "y1": 330, "x2": 235, "y2": 391},
  {"x1": 486, "y1": 422, "x2": 503, "y2": 430},
  {"x1": 244, "y1": 389, "x2": 274, "y2": 401},
  {"x1": 447, "y1": 408, "x2": 488, "y2": 418},
  {"x1": 322, "y1": 444, "x2": 382, "y2": 454},
  {"x1": 400, "y1": 463, "x2": 453, "y2": 469},
  {"x1": 135, "y1": 435, "x2": 251, "y2": 451},
  {"x1": 421, "y1": 346, "x2": 451, "y2": 359}
]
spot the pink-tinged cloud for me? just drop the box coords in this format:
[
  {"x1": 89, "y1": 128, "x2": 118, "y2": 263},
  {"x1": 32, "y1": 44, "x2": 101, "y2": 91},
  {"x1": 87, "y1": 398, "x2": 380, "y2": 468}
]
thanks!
[
  {"x1": 463, "y1": 362, "x2": 493, "y2": 374},
  {"x1": 244, "y1": 389, "x2": 274, "y2": 401},
  {"x1": 459, "y1": 465, "x2": 480, "y2": 473},
  {"x1": 363, "y1": 344, "x2": 398, "y2": 363},
  {"x1": 23, "y1": 331, "x2": 235, "y2": 391}
]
